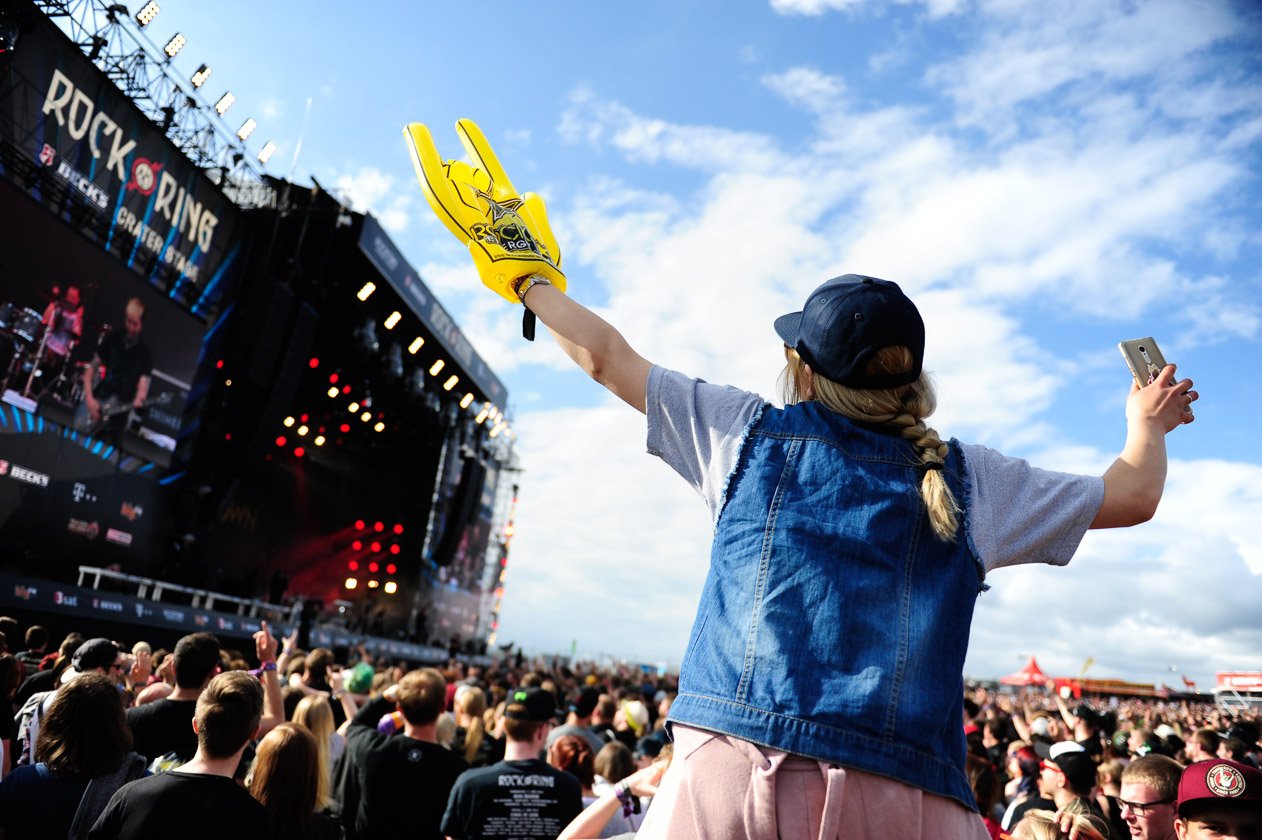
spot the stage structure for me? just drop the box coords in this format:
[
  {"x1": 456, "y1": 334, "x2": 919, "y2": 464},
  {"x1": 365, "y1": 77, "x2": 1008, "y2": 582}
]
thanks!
[
  {"x1": 163, "y1": 180, "x2": 520, "y2": 654},
  {"x1": 0, "y1": 0, "x2": 520, "y2": 657}
]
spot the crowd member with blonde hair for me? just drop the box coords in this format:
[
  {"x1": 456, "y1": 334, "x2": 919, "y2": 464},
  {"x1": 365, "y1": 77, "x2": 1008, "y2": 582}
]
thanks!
[
  {"x1": 248, "y1": 723, "x2": 340, "y2": 840},
  {"x1": 452, "y1": 683, "x2": 502, "y2": 767},
  {"x1": 1011, "y1": 806, "x2": 1109, "y2": 840},
  {"x1": 408, "y1": 123, "x2": 1198, "y2": 838},
  {"x1": 292, "y1": 694, "x2": 340, "y2": 810}
]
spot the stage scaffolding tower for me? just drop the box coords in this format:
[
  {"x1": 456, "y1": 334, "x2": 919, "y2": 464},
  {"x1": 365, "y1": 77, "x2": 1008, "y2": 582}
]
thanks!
[{"x1": 34, "y1": 0, "x2": 275, "y2": 209}]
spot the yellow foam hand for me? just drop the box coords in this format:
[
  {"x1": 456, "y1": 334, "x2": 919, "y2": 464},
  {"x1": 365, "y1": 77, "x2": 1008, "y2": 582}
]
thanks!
[{"x1": 403, "y1": 119, "x2": 565, "y2": 304}]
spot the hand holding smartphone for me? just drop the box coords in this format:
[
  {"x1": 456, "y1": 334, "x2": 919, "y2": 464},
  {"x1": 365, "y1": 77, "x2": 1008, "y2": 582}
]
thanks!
[{"x1": 1118, "y1": 337, "x2": 1168, "y2": 388}]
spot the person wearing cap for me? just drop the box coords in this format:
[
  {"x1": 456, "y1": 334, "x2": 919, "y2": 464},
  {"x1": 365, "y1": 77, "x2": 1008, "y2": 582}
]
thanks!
[
  {"x1": 546, "y1": 686, "x2": 607, "y2": 756},
  {"x1": 498, "y1": 266, "x2": 1195, "y2": 837},
  {"x1": 1030, "y1": 742, "x2": 1110, "y2": 833},
  {"x1": 1174, "y1": 759, "x2": 1262, "y2": 839},
  {"x1": 13, "y1": 638, "x2": 123, "y2": 768},
  {"x1": 441, "y1": 687, "x2": 583, "y2": 839}
]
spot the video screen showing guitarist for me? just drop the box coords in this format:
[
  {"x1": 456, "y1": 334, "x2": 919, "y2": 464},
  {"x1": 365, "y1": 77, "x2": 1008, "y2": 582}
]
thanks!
[{"x1": 79, "y1": 297, "x2": 151, "y2": 433}]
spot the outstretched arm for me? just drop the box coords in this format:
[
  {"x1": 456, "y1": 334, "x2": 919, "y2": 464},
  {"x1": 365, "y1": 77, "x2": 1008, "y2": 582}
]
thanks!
[
  {"x1": 520, "y1": 281, "x2": 652, "y2": 414},
  {"x1": 1090, "y1": 364, "x2": 1196, "y2": 529}
]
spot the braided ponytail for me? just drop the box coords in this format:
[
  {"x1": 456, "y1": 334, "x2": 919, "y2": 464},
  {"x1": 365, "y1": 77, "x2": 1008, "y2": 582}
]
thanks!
[{"x1": 781, "y1": 346, "x2": 960, "y2": 541}]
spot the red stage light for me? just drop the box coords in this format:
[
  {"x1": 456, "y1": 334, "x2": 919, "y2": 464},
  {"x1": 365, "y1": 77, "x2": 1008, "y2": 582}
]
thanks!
[
  {"x1": 352, "y1": 540, "x2": 363, "y2": 551},
  {"x1": 349, "y1": 560, "x2": 359, "y2": 571},
  {"x1": 386, "y1": 563, "x2": 397, "y2": 574},
  {"x1": 368, "y1": 562, "x2": 379, "y2": 573},
  {"x1": 215, "y1": 359, "x2": 224, "y2": 369},
  {"x1": 224, "y1": 433, "x2": 231, "y2": 441},
  {"x1": 300, "y1": 414, "x2": 308, "y2": 423},
  {"x1": 293, "y1": 447, "x2": 305, "y2": 457},
  {"x1": 341, "y1": 385, "x2": 351, "y2": 394},
  {"x1": 275, "y1": 436, "x2": 287, "y2": 447},
  {"x1": 340, "y1": 423, "x2": 351, "y2": 433},
  {"x1": 355, "y1": 519, "x2": 365, "y2": 530},
  {"x1": 389, "y1": 544, "x2": 400, "y2": 555},
  {"x1": 308, "y1": 357, "x2": 319, "y2": 368},
  {"x1": 329, "y1": 373, "x2": 339, "y2": 384},
  {"x1": 370, "y1": 541, "x2": 381, "y2": 553},
  {"x1": 374, "y1": 521, "x2": 384, "y2": 532},
  {"x1": 392, "y1": 524, "x2": 404, "y2": 535}
]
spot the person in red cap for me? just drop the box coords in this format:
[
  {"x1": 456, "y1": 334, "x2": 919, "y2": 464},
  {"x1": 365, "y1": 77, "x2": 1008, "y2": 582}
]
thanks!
[{"x1": 1175, "y1": 759, "x2": 1262, "y2": 839}]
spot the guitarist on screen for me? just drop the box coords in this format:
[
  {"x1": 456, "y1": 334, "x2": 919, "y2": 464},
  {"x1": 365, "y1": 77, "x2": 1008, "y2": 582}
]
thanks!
[{"x1": 79, "y1": 297, "x2": 152, "y2": 433}]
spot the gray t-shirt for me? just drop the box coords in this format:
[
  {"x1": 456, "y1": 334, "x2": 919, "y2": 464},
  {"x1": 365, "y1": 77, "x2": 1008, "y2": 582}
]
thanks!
[{"x1": 645, "y1": 366, "x2": 1104, "y2": 573}]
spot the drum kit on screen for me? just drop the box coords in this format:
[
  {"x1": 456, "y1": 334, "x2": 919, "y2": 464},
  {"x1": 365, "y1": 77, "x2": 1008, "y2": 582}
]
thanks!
[{"x1": 0, "y1": 285, "x2": 103, "y2": 409}]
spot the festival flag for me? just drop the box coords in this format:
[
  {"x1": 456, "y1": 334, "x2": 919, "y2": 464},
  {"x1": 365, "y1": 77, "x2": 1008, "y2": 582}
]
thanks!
[{"x1": 1183, "y1": 675, "x2": 1197, "y2": 689}]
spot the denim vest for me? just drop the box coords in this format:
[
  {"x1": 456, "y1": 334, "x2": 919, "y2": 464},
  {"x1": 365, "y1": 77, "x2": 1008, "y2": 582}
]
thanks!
[{"x1": 668, "y1": 400, "x2": 984, "y2": 810}]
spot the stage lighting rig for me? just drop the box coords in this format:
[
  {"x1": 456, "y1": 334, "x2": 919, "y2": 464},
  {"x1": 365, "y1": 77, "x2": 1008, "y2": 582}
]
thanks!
[
  {"x1": 443, "y1": 375, "x2": 458, "y2": 391},
  {"x1": 428, "y1": 359, "x2": 444, "y2": 376},
  {"x1": 191, "y1": 63, "x2": 212, "y2": 88},
  {"x1": 384, "y1": 311, "x2": 401, "y2": 330},
  {"x1": 408, "y1": 337, "x2": 424, "y2": 354},
  {"x1": 162, "y1": 32, "x2": 185, "y2": 58},
  {"x1": 236, "y1": 118, "x2": 257, "y2": 141},
  {"x1": 459, "y1": 393, "x2": 475, "y2": 409},
  {"x1": 357, "y1": 282, "x2": 376, "y2": 301},
  {"x1": 135, "y1": 1, "x2": 160, "y2": 27},
  {"x1": 258, "y1": 141, "x2": 277, "y2": 164},
  {"x1": 214, "y1": 91, "x2": 235, "y2": 115}
]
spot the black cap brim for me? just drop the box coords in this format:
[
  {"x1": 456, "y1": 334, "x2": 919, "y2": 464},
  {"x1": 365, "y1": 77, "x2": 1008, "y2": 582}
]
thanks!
[{"x1": 774, "y1": 311, "x2": 802, "y2": 347}]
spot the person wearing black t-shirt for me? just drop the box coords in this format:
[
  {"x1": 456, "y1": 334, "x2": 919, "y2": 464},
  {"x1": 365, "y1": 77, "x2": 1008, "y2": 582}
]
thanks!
[
  {"x1": 442, "y1": 687, "x2": 583, "y2": 840},
  {"x1": 89, "y1": 671, "x2": 270, "y2": 840},
  {"x1": 80, "y1": 297, "x2": 152, "y2": 432},
  {"x1": 126, "y1": 633, "x2": 221, "y2": 764},
  {"x1": 343, "y1": 668, "x2": 467, "y2": 840}
]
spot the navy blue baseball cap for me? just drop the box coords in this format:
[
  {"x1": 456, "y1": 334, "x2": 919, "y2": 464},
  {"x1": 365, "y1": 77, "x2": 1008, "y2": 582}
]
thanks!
[{"x1": 774, "y1": 275, "x2": 924, "y2": 389}]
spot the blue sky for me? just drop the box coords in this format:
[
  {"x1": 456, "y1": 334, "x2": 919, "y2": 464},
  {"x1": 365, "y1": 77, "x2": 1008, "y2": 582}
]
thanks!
[{"x1": 143, "y1": 0, "x2": 1260, "y2": 686}]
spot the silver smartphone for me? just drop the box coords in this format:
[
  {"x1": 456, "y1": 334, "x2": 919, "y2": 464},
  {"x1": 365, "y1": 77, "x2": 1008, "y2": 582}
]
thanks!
[{"x1": 1118, "y1": 337, "x2": 1168, "y2": 387}]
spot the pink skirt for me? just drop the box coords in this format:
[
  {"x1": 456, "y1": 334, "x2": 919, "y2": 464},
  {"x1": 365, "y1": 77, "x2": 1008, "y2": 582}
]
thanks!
[{"x1": 636, "y1": 724, "x2": 991, "y2": 840}]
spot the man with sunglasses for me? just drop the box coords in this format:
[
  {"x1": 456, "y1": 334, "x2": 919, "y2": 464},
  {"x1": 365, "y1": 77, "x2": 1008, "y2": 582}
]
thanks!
[{"x1": 1120, "y1": 754, "x2": 1181, "y2": 840}]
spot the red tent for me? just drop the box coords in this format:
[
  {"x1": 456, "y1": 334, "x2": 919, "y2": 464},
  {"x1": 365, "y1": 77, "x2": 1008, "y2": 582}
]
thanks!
[{"x1": 1000, "y1": 655, "x2": 1050, "y2": 687}]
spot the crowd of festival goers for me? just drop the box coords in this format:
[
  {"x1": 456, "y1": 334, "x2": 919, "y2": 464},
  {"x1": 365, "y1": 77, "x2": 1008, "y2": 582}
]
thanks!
[{"x1": 0, "y1": 617, "x2": 1259, "y2": 839}]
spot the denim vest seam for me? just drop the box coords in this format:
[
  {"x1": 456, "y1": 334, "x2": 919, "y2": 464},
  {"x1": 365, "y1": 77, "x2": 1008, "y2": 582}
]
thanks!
[
  {"x1": 671, "y1": 691, "x2": 972, "y2": 782},
  {"x1": 884, "y1": 487, "x2": 921, "y2": 738},
  {"x1": 736, "y1": 437, "x2": 800, "y2": 704},
  {"x1": 714, "y1": 401, "x2": 769, "y2": 532},
  {"x1": 751, "y1": 428, "x2": 921, "y2": 467},
  {"x1": 951, "y1": 439, "x2": 989, "y2": 592}
]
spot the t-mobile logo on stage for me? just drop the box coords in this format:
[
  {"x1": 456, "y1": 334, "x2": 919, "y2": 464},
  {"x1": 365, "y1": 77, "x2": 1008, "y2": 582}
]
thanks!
[{"x1": 72, "y1": 482, "x2": 98, "y2": 503}]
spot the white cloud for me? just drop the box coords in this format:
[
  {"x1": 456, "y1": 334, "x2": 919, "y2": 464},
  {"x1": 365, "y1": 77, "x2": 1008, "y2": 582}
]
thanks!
[
  {"x1": 771, "y1": 0, "x2": 966, "y2": 17},
  {"x1": 258, "y1": 98, "x2": 284, "y2": 121},
  {"x1": 761, "y1": 67, "x2": 847, "y2": 114},
  {"x1": 331, "y1": 166, "x2": 415, "y2": 232}
]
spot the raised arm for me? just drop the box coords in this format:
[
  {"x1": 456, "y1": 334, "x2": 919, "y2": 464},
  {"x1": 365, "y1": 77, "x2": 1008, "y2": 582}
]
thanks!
[
  {"x1": 519, "y1": 281, "x2": 652, "y2": 414},
  {"x1": 1090, "y1": 364, "x2": 1196, "y2": 529}
]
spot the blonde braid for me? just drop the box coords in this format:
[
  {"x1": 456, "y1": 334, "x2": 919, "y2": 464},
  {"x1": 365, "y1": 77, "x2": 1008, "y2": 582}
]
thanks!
[{"x1": 782, "y1": 347, "x2": 960, "y2": 541}]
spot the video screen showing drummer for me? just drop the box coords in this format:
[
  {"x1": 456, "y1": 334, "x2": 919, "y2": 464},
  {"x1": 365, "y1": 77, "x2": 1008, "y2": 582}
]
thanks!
[{"x1": 38, "y1": 284, "x2": 83, "y2": 386}]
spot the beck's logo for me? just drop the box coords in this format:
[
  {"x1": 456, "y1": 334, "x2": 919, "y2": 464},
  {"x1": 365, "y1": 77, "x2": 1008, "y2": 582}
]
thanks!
[
  {"x1": 39, "y1": 143, "x2": 56, "y2": 166},
  {"x1": 1206, "y1": 763, "x2": 1245, "y2": 798}
]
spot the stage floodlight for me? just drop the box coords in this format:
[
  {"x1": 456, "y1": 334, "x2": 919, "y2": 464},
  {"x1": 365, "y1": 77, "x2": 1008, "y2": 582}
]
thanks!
[
  {"x1": 367, "y1": 579, "x2": 380, "y2": 589},
  {"x1": 258, "y1": 141, "x2": 277, "y2": 164},
  {"x1": 283, "y1": 416, "x2": 295, "y2": 427},
  {"x1": 443, "y1": 375, "x2": 458, "y2": 391},
  {"x1": 214, "y1": 91, "x2": 235, "y2": 115},
  {"x1": 475, "y1": 406, "x2": 489, "y2": 424},
  {"x1": 236, "y1": 118, "x2": 257, "y2": 141},
  {"x1": 163, "y1": 32, "x2": 185, "y2": 58},
  {"x1": 348, "y1": 402, "x2": 359, "y2": 413},
  {"x1": 489, "y1": 424, "x2": 501, "y2": 439},
  {"x1": 327, "y1": 386, "x2": 338, "y2": 398},
  {"x1": 135, "y1": 1, "x2": 160, "y2": 27},
  {"x1": 361, "y1": 411, "x2": 371, "y2": 422},
  {"x1": 357, "y1": 282, "x2": 375, "y2": 301},
  {"x1": 190, "y1": 64, "x2": 212, "y2": 88},
  {"x1": 428, "y1": 359, "x2": 444, "y2": 376},
  {"x1": 384, "y1": 581, "x2": 398, "y2": 595},
  {"x1": 374, "y1": 421, "x2": 385, "y2": 433},
  {"x1": 384, "y1": 311, "x2": 401, "y2": 330},
  {"x1": 297, "y1": 425, "x2": 308, "y2": 437},
  {"x1": 314, "y1": 435, "x2": 326, "y2": 446},
  {"x1": 459, "y1": 393, "x2": 475, "y2": 409},
  {"x1": 344, "y1": 577, "x2": 358, "y2": 590},
  {"x1": 408, "y1": 337, "x2": 424, "y2": 354}
]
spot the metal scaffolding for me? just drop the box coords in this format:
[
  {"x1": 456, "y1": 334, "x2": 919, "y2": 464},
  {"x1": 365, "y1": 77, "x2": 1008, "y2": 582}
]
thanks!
[{"x1": 36, "y1": 0, "x2": 276, "y2": 209}]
